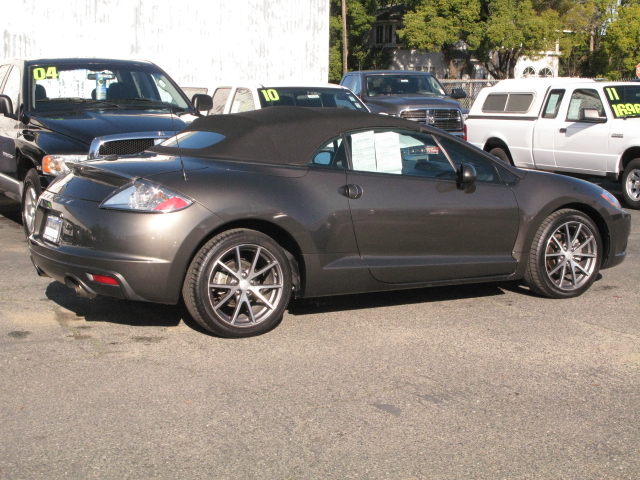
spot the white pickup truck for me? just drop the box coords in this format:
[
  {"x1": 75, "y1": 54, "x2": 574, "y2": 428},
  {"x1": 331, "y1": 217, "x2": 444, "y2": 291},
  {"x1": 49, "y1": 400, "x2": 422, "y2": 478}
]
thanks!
[{"x1": 466, "y1": 78, "x2": 640, "y2": 208}]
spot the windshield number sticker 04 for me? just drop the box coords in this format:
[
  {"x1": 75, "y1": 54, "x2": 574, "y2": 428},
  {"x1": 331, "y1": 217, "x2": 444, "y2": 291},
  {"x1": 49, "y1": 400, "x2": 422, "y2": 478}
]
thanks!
[{"x1": 33, "y1": 67, "x2": 59, "y2": 80}]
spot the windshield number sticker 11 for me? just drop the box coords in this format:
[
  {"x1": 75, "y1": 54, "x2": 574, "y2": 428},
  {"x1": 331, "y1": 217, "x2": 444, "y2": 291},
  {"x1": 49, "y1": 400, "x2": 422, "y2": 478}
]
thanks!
[{"x1": 33, "y1": 67, "x2": 59, "y2": 80}]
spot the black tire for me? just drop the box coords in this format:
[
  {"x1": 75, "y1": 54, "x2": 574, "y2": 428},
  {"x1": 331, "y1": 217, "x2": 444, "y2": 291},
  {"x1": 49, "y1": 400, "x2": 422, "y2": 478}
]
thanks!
[
  {"x1": 489, "y1": 147, "x2": 511, "y2": 165},
  {"x1": 22, "y1": 169, "x2": 42, "y2": 237},
  {"x1": 621, "y1": 158, "x2": 640, "y2": 209},
  {"x1": 524, "y1": 209, "x2": 602, "y2": 299},
  {"x1": 182, "y1": 229, "x2": 292, "y2": 338}
]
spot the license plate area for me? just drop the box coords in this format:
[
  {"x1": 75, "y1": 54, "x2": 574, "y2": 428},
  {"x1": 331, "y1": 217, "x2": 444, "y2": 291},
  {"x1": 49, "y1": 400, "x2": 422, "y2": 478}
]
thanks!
[{"x1": 43, "y1": 215, "x2": 63, "y2": 244}]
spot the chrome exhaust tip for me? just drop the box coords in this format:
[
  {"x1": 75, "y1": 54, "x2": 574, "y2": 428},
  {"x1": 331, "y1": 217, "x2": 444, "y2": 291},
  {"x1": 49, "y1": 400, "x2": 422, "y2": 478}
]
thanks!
[{"x1": 64, "y1": 276, "x2": 97, "y2": 299}]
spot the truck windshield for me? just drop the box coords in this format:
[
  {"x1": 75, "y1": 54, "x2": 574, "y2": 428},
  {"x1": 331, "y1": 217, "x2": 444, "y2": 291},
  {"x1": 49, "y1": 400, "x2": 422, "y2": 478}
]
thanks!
[
  {"x1": 365, "y1": 74, "x2": 447, "y2": 97},
  {"x1": 257, "y1": 87, "x2": 367, "y2": 110},
  {"x1": 603, "y1": 85, "x2": 640, "y2": 118},
  {"x1": 29, "y1": 62, "x2": 190, "y2": 112}
]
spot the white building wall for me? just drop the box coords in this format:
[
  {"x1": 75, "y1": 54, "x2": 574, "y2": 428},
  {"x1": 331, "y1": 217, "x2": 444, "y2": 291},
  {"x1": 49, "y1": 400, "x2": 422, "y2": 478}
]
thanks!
[{"x1": 2, "y1": 0, "x2": 329, "y2": 88}]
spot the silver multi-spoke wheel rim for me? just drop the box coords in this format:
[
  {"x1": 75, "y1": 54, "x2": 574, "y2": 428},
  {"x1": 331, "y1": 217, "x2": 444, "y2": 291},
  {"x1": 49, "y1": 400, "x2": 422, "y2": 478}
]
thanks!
[
  {"x1": 23, "y1": 185, "x2": 38, "y2": 235},
  {"x1": 625, "y1": 168, "x2": 640, "y2": 201},
  {"x1": 207, "y1": 243, "x2": 284, "y2": 328},
  {"x1": 544, "y1": 220, "x2": 598, "y2": 291}
]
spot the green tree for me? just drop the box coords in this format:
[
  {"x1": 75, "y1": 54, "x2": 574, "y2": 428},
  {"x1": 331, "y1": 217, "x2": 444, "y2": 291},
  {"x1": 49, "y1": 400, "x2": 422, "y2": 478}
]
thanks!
[
  {"x1": 329, "y1": 0, "x2": 390, "y2": 83},
  {"x1": 398, "y1": 0, "x2": 484, "y2": 78},
  {"x1": 604, "y1": 3, "x2": 640, "y2": 78},
  {"x1": 477, "y1": 0, "x2": 562, "y2": 79},
  {"x1": 558, "y1": 0, "x2": 617, "y2": 77}
]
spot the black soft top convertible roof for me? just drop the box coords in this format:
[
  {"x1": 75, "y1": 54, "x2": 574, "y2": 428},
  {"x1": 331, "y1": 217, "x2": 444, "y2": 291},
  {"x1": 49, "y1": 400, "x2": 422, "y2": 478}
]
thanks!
[{"x1": 150, "y1": 106, "x2": 425, "y2": 165}]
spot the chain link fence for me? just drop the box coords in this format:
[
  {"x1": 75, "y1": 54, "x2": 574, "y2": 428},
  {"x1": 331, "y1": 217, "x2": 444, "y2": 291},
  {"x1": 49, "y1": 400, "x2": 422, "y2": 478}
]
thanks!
[{"x1": 440, "y1": 79, "x2": 499, "y2": 110}]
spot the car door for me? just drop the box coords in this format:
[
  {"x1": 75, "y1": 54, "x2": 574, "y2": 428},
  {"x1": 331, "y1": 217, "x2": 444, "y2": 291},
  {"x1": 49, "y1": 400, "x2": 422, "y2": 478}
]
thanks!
[
  {"x1": 344, "y1": 129, "x2": 520, "y2": 284},
  {"x1": 552, "y1": 87, "x2": 613, "y2": 175},
  {"x1": 531, "y1": 88, "x2": 565, "y2": 169},
  {"x1": 0, "y1": 64, "x2": 22, "y2": 196}
]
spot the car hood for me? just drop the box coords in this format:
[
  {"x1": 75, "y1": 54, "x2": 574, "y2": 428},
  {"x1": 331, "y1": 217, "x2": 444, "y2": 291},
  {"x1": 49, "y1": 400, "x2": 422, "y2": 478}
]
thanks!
[
  {"x1": 31, "y1": 109, "x2": 199, "y2": 146},
  {"x1": 364, "y1": 95, "x2": 463, "y2": 110}
]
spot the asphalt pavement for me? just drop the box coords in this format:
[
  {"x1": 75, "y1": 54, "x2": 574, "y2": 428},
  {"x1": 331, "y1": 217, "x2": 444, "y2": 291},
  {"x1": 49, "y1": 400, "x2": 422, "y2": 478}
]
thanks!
[{"x1": 1, "y1": 193, "x2": 639, "y2": 480}]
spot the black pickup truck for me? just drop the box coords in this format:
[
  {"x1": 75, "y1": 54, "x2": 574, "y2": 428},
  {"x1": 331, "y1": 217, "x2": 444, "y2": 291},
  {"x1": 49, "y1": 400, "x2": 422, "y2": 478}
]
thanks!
[
  {"x1": 340, "y1": 70, "x2": 467, "y2": 139},
  {"x1": 0, "y1": 57, "x2": 212, "y2": 235}
]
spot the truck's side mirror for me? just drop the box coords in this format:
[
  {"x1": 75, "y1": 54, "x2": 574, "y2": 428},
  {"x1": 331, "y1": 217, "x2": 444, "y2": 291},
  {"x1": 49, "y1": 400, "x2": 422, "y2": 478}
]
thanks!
[
  {"x1": 0, "y1": 95, "x2": 17, "y2": 119},
  {"x1": 450, "y1": 88, "x2": 467, "y2": 99},
  {"x1": 192, "y1": 94, "x2": 213, "y2": 113},
  {"x1": 581, "y1": 108, "x2": 607, "y2": 123}
]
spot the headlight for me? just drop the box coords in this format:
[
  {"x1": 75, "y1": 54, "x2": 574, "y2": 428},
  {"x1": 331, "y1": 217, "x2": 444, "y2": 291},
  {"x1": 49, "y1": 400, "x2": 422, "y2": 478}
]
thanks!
[
  {"x1": 100, "y1": 179, "x2": 193, "y2": 212},
  {"x1": 42, "y1": 154, "x2": 88, "y2": 175}
]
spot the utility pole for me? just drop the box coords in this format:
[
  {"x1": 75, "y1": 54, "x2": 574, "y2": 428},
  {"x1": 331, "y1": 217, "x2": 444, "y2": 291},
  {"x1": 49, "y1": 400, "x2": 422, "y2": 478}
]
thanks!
[{"x1": 342, "y1": 0, "x2": 348, "y2": 75}]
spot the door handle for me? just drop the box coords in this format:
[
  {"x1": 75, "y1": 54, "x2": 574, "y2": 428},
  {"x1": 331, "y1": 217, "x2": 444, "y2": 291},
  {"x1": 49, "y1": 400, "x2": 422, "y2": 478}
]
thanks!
[
  {"x1": 344, "y1": 184, "x2": 363, "y2": 199},
  {"x1": 559, "y1": 127, "x2": 567, "y2": 134}
]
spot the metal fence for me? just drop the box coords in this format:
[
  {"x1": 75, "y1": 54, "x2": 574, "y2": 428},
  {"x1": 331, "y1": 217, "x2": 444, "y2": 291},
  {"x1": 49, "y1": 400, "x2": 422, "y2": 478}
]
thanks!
[{"x1": 440, "y1": 79, "x2": 499, "y2": 110}]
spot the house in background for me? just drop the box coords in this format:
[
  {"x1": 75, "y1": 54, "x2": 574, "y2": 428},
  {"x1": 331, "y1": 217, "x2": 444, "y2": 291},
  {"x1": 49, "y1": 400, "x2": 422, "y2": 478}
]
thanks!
[{"x1": 370, "y1": 4, "x2": 559, "y2": 79}]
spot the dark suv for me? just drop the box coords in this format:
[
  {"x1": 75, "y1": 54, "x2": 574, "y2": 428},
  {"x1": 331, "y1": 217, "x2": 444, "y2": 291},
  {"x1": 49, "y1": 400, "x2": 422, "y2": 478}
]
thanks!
[
  {"x1": 0, "y1": 58, "x2": 212, "y2": 235},
  {"x1": 340, "y1": 70, "x2": 467, "y2": 138}
]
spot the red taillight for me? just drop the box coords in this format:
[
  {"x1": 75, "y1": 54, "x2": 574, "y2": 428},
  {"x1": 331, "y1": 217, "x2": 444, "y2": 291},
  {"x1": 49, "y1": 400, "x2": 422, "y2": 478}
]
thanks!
[
  {"x1": 154, "y1": 197, "x2": 190, "y2": 211},
  {"x1": 90, "y1": 274, "x2": 119, "y2": 285},
  {"x1": 463, "y1": 123, "x2": 467, "y2": 141}
]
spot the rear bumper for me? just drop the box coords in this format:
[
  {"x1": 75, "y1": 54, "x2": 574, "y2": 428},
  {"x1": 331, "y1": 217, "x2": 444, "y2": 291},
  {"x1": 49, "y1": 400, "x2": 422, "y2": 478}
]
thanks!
[{"x1": 30, "y1": 238, "x2": 177, "y2": 303}]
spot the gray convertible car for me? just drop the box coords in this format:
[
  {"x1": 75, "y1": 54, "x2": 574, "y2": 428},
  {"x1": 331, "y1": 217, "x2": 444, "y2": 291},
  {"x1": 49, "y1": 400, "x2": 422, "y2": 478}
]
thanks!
[{"x1": 29, "y1": 107, "x2": 631, "y2": 337}]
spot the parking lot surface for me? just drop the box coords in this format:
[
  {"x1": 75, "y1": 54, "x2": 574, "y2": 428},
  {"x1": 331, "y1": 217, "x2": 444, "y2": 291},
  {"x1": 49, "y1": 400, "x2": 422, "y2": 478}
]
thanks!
[{"x1": 1, "y1": 193, "x2": 639, "y2": 479}]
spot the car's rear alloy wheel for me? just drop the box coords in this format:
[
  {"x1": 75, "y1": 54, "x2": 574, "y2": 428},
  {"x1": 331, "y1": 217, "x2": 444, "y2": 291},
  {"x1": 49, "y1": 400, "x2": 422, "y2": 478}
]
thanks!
[
  {"x1": 621, "y1": 158, "x2": 640, "y2": 209},
  {"x1": 22, "y1": 169, "x2": 42, "y2": 237},
  {"x1": 524, "y1": 209, "x2": 602, "y2": 298},
  {"x1": 183, "y1": 229, "x2": 292, "y2": 338}
]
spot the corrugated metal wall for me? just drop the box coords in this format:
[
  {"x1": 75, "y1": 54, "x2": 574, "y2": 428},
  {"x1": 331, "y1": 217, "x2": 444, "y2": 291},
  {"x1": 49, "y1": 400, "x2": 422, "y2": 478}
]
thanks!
[{"x1": 2, "y1": 0, "x2": 329, "y2": 89}]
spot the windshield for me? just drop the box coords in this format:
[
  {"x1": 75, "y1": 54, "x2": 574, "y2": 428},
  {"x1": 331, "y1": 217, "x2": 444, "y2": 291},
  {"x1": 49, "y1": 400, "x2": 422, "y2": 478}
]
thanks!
[
  {"x1": 365, "y1": 74, "x2": 447, "y2": 97},
  {"x1": 29, "y1": 62, "x2": 191, "y2": 112},
  {"x1": 257, "y1": 87, "x2": 367, "y2": 110},
  {"x1": 604, "y1": 85, "x2": 640, "y2": 118}
]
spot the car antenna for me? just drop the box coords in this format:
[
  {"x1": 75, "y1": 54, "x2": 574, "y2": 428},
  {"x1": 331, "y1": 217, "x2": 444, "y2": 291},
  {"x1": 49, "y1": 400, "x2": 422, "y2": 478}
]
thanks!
[{"x1": 169, "y1": 110, "x2": 187, "y2": 181}]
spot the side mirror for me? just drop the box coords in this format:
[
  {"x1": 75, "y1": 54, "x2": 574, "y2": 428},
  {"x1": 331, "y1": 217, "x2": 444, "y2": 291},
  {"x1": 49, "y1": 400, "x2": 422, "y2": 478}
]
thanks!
[
  {"x1": 459, "y1": 163, "x2": 477, "y2": 187},
  {"x1": 192, "y1": 94, "x2": 213, "y2": 113},
  {"x1": 450, "y1": 88, "x2": 467, "y2": 99},
  {"x1": 0, "y1": 95, "x2": 16, "y2": 118},
  {"x1": 313, "y1": 151, "x2": 331, "y2": 165},
  {"x1": 581, "y1": 108, "x2": 607, "y2": 123}
]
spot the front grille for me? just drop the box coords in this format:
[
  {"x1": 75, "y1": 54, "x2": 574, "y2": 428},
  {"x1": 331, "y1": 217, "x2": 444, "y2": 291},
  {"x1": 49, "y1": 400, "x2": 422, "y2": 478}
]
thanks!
[
  {"x1": 98, "y1": 138, "x2": 156, "y2": 156},
  {"x1": 400, "y1": 108, "x2": 462, "y2": 132}
]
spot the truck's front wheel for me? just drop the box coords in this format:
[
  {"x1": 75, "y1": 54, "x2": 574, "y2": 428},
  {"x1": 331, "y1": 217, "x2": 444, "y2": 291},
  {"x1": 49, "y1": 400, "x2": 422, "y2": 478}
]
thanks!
[
  {"x1": 22, "y1": 169, "x2": 42, "y2": 237},
  {"x1": 622, "y1": 159, "x2": 640, "y2": 209}
]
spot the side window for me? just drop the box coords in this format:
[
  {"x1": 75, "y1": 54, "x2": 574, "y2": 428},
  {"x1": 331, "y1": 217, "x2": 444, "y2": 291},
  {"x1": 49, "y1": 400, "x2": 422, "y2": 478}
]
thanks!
[
  {"x1": 347, "y1": 129, "x2": 457, "y2": 178},
  {"x1": 566, "y1": 89, "x2": 605, "y2": 122},
  {"x1": 211, "y1": 87, "x2": 231, "y2": 114},
  {"x1": 308, "y1": 136, "x2": 347, "y2": 169},
  {"x1": 3, "y1": 66, "x2": 21, "y2": 114},
  {"x1": 230, "y1": 88, "x2": 255, "y2": 113},
  {"x1": 0, "y1": 64, "x2": 11, "y2": 91},
  {"x1": 542, "y1": 89, "x2": 565, "y2": 118},
  {"x1": 438, "y1": 136, "x2": 499, "y2": 183}
]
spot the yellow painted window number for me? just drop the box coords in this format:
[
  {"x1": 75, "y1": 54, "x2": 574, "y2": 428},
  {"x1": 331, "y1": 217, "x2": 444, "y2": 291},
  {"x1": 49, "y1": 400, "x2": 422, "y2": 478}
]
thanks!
[
  {"x1": 33, "y1": 67, "x2": 59, "y2": 80},
  {"x1": 261, "y1": 89, "x2": 280, "y2": 102}
]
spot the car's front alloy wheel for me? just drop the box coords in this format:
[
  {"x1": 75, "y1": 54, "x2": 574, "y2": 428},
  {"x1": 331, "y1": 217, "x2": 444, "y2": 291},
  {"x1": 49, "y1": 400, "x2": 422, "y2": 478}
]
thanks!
[
  {"x1": 183, "y1": 229, "x2": 292, "y2": 338},
  {"x1": 524, "y1": 209, "x2": 602, "y2": 298}
]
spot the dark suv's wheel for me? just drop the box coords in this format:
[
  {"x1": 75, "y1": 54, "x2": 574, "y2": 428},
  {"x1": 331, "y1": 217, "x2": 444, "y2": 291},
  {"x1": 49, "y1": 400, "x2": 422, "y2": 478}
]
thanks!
[
  {"x1": 621, "y1": 158, "x2": 640, "y2": 209},
  {"x1": 22, "y1": 169, "x2": 42, "y2": 237},
  {"x1": 182, "y1": 229, "x2": 292, "y2": 338},
  {"x1": 524, "y1": 209, "x2": 602, "y2": 298}
]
